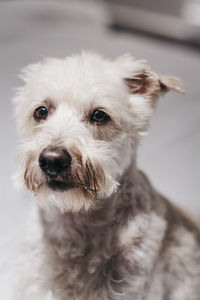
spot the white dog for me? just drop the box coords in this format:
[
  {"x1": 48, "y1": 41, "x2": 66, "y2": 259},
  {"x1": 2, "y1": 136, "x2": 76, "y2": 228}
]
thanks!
[{"x1": 14, "y1": 52, "x2": 200, "y2": 300}]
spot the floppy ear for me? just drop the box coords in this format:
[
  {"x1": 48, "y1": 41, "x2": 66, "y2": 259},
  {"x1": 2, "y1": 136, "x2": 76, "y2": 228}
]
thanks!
[
  {"x1": 115, "y1": 54, "x2": 185, "y2": 133},
  {"x1": 124, "y1": 70, "x2": 185, "y2": 101},
  {"x1": 115, "y1": 54, "x2": 185, "y2": 104}
]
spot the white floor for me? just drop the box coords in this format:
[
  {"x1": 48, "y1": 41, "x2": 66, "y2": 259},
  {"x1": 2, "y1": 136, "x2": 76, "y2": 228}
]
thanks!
[{"x1": 0, "y1": 1, "x2": 199, "y2": 298}]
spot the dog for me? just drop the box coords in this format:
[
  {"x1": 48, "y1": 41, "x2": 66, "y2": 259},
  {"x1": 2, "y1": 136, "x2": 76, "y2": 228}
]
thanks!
[{"x1": 14, "y1": 52, "x2": 200, "y2": 300}]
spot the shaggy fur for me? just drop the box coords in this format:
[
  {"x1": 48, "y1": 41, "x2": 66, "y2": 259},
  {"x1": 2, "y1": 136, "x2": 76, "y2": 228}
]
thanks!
[{"x1": 14, "y1": 52, "x2": 200, "y2": 300}]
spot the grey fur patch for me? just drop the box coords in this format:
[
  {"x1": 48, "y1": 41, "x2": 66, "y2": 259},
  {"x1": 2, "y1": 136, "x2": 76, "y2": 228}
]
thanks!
[{"x1": 18, "y1": 166, "x2": 200, "y2": 299}]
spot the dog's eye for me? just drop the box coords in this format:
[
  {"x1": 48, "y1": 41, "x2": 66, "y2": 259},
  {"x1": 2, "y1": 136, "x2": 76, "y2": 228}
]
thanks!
[
  {"x1": 34, "y1": 106, "x2": 48, "y2": 121},
  {"x1": 90, "y1": 109, "x2": 110, "y2": 125}
]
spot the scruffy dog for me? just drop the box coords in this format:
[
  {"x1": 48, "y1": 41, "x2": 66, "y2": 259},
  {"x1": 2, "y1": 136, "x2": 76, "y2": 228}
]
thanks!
[{"x1": 14, "y1": 52, "x2": 200, "y2": 300}]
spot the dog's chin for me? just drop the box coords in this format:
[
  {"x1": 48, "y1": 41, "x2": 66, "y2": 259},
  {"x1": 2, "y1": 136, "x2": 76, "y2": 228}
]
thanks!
[
  {"x1": 46, "y1": 180, "x2": 75, "y2": 192},
  {"x1": 36, "y1": 180, "x2": 96, "y2": 213}
]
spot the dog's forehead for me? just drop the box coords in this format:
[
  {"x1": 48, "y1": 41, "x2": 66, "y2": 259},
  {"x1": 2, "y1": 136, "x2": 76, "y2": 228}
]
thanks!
[{"x1": 24, "y1": 54, "x2": 127, "y2": 108}]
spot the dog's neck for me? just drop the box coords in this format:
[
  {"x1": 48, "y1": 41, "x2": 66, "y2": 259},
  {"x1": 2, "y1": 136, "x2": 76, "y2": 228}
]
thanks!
[{"x1": 39, "y1": 163, "x2": 153, "y2": 246}]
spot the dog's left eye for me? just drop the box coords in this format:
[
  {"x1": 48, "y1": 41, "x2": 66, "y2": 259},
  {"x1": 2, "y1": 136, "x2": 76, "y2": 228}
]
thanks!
[
  {"x1": 90, "y1": 109, "x2": 110, "y2": 124},
  {"x1": 34, "y1": 106, "x2": 48, "y2": 121}
]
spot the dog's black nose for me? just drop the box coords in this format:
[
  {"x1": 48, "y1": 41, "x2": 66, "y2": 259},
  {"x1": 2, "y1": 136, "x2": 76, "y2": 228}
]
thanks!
[{"x1": 39, "y1": 147, "x2": 72, "y2": 177}]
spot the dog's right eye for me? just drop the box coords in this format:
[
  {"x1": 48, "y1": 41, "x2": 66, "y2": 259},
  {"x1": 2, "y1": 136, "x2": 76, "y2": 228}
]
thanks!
[{"x1": 34, "y1": 106, "x2": 48, "y2": 121}]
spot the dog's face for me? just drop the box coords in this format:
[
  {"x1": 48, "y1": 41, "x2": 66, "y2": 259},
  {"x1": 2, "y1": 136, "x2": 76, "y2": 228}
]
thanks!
[{"x1": 14, "y1": 52, "x2": 184, "y2": 213}]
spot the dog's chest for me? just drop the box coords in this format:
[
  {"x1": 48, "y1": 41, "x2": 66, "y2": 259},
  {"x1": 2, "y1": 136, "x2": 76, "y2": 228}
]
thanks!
[
  {"x1": 40, "y1": 206, "x2": 168, "y2": 300},
  {"x1": 48, "y1": 229, "x2": 126, "y2": 299},
  {"x1": 43, "y1": 216, "x2": 161, "y2": 300},
  {"x1": 41, "y1": 216, "x2": 132, "y2": 299}
]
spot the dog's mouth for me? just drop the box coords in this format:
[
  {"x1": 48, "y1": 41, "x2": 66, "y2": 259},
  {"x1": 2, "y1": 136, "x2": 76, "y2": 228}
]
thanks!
[{"x1": 46, "y1": 179, "x2": 75, "y2": 192}]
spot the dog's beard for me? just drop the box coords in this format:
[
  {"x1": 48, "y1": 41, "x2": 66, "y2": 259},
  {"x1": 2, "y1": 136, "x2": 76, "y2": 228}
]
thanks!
[{"x1": 23, "y1": 151, "x2": 117, "y2": 213}]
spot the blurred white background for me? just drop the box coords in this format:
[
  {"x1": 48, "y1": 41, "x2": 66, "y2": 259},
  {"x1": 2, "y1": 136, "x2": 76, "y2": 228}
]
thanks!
[{"x1": 0, "y1": 0, "x2": 199, "y2": 298}]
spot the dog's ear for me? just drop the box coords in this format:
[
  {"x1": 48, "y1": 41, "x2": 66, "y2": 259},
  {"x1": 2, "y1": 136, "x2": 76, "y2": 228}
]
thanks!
[
  {"x1": 115, "y1": 54, "x2": 185, "y2": 133},
  {"x1": 124, "y1": 71, "x2": 185, "y2": 99},
  {"x1": 115, "y1": 54, "x2": 185, "y2": 103}
]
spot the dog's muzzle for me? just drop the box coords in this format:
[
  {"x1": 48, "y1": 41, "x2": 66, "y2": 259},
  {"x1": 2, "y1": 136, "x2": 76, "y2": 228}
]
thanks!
[{"x1": 39, "y1": 147, "x2": 73, "y2": 191}]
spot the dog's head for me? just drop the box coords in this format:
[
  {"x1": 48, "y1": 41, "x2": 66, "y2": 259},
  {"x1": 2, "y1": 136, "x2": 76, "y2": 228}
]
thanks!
[{"x1": 14, "y1": 52, "x2": 185, "y2": 213}]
